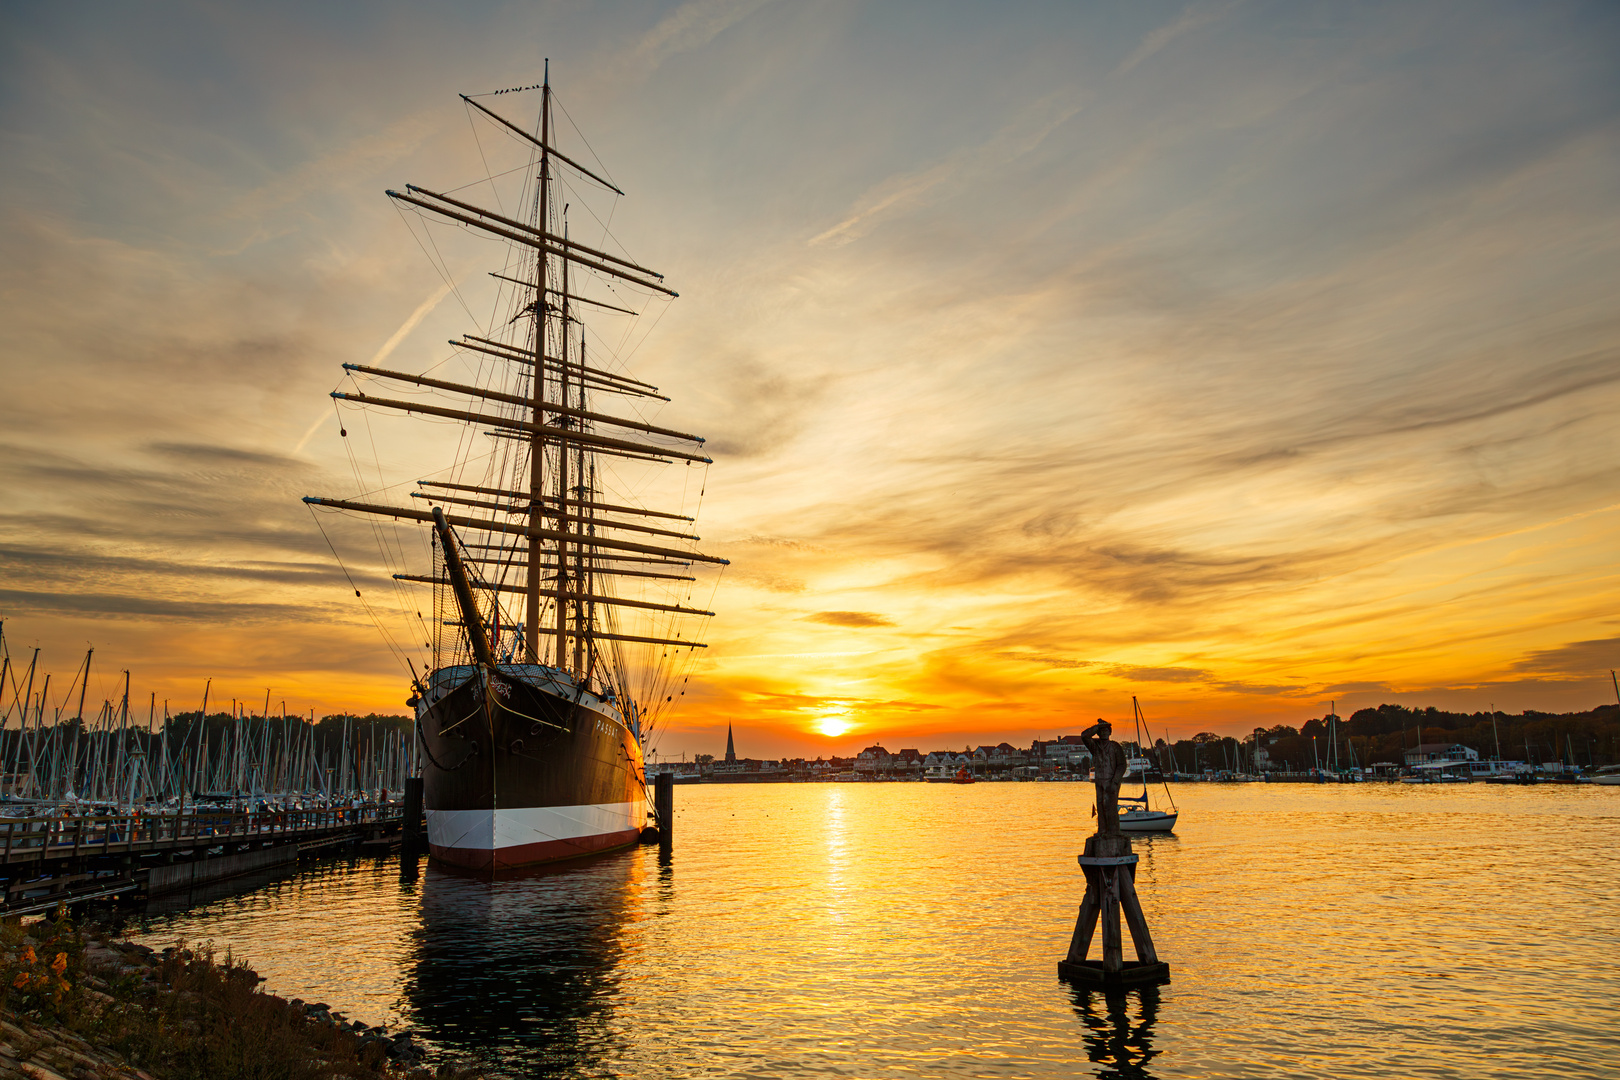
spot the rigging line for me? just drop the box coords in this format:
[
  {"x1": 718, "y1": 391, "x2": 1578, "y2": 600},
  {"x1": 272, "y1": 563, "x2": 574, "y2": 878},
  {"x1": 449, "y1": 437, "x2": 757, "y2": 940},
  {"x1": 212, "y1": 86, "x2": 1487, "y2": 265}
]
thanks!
[
  {"x1": 567, "y1": 277, "x2": 657, "y2": 374},
  {"x1": 338, "y1": 406, "x2": 416, "y2": 625},
  {"x1": 551, "y1": 91, "x2": 622, "y2": 199},
  {"x1": 481, "y1": 238, "x2": 529, "y2": 340},
  {"x1": 552, "y1": 172, "x2": 634, "y2": 270},
  {"x1": 463, "y1": 98, "x2": 510, "y2": 217},
  {"x1": 569, "y1": 303, "x2": 645, "y2": 386},
  {"x1": 415, "y1": 722, "x2": 478, "y2": 772},
  {"x1": 421, "y1": 216, "x2": 482, "y2": 325},
  {"x1": 306, "y1": 506, "x2": 415, "y2": 676},
  {"x1": 392, "y1": 203, "x2": 478, "y2": 323},
  {"x1": 492, "y1": 698, "x2": 571, "y2": 734},
  {"x1": 612, "y1": 291, "x2": 674, "y2": 370},
  {"x1": 354, "y1": 382, "x2": 391, "y2": 494},
  {"x1": 441, "y1": 354, "x2": 497, "y2": 490},
  {"x1": 441, "y1": 158, "x2": 531, "y2": 194}
]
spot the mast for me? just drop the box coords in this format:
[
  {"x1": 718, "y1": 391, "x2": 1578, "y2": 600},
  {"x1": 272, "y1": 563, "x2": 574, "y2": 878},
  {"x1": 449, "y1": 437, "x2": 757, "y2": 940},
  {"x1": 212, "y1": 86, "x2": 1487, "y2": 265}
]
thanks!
[
  {"x1": 10, "y1": 648, "x2": 37, "y2": 797},
  {"x1": 116, "y1": 670, "x2": 130, "y2": 806},
  {"x1": 556, "y1": 199, "x2": 572, "y2": 671},
  {"x1": 526, "y1": 59, "x2": 551, "y2": 666},
  {"x1": 580, "y1": 423, "x2": 596, "y2": 677},
  {"x1": 312, "y1": 74, "x2": 726, "y2": 708},
  {"x1": 70, "y1": 647, "x2": 91, "y2": 797},
  {"x1": 32, "y1": 675, "x2": 49, "y2": 798},
  {"x1": 432, "y1": 506, "x2": 495, "y2": 667}
]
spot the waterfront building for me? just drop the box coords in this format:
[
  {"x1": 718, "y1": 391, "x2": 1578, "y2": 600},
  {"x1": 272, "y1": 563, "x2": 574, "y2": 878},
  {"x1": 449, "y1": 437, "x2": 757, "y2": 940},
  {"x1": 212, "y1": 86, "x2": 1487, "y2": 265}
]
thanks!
[
  {"x1": 1035, "y1": 737, "x2": 1092, "y2": 770},
  {"x1": 855, "y1": 745, "x2": 891, "y2": 774},
  {"x1": 1405, "y1": 743, "x2": 1479, "y2": 767}
]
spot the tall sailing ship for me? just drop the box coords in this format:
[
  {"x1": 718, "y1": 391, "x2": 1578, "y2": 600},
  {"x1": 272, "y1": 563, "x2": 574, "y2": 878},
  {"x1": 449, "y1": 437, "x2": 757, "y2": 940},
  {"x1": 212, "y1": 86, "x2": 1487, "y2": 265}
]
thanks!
[{"x1": 304, "y1": 68, "x2": 725, "y2": 870}]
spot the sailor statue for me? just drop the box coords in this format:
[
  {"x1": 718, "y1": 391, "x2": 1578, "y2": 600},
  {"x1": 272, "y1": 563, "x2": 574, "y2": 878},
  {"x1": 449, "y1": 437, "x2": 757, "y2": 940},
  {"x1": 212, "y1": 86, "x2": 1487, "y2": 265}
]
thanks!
[
  {"x1": 1059, "y1": 716, "x2": 1171, "y2": 985},
  {"x1": 1080, "y1": 718, "x2": 1128, "y2": 836}
]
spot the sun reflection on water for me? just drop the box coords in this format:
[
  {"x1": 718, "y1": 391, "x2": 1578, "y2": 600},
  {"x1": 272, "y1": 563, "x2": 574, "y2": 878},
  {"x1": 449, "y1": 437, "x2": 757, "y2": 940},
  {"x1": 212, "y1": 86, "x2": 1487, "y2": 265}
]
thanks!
[{"x1": 129, "y1": 783, "x2": 1620, "y2": 1079}]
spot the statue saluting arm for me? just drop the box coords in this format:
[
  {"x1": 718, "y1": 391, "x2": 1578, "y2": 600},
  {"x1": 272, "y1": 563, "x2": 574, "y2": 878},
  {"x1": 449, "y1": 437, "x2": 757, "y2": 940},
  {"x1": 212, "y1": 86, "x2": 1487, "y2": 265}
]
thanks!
[{"x1": 1080, "y1": 719, "x2": 1127, "y2": 837}]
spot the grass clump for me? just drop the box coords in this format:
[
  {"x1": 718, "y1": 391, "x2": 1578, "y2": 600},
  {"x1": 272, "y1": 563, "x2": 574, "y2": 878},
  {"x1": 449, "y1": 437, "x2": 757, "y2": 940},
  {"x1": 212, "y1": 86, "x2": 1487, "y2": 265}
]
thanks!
[{"x1": 2, "y1": 910, "x2": 480, "y2": 1080}]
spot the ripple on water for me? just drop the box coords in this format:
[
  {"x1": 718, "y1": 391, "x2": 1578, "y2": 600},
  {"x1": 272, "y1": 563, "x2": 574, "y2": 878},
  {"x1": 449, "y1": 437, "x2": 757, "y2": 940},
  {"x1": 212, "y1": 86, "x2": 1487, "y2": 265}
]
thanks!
[{"x1": 132, "y1": 783, "x2": 1620, "y2": 1078}]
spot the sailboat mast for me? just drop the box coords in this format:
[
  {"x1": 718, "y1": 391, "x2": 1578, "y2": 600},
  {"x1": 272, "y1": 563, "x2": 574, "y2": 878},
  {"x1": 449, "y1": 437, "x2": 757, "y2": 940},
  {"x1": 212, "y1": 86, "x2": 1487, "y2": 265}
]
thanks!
[{"x1": 526, "y1": 60, "x2": 552, "y2": 666}]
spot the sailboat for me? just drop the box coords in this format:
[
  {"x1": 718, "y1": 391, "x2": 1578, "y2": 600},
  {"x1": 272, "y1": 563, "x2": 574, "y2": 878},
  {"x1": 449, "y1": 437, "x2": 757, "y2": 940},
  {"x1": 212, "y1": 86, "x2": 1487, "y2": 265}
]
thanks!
[
  {"x1": 1118, "y1": 698, "x2": 1177, "y2": 834},
  {"x1": 304, "y1": 68, "x2": 726, "y2": 871}
]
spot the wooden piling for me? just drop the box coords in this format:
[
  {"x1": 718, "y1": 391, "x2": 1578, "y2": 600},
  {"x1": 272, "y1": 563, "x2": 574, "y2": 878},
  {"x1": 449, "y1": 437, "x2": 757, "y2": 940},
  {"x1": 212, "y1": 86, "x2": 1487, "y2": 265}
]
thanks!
[
  {"x1": 402, "y1": 776, "x2": 425, "y2": 854},
  {"x1": 654, "y1": 772, "x2": 674, "y2": 852},
  {"x1": 1059, "y1": 834, "x2": 1169, "y2": 986}
]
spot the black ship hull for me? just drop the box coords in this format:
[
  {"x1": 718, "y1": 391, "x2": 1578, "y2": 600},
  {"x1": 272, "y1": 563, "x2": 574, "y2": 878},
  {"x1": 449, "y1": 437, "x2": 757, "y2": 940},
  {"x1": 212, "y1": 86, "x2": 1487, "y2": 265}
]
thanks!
[{"x1": 417, "y1": 664, "x2": 646, "y2": 871}]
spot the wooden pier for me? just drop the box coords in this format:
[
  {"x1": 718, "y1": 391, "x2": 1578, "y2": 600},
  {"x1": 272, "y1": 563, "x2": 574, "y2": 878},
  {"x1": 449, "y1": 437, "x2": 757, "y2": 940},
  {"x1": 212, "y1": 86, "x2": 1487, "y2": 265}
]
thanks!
[{"x1": 0, "y1": 806, "x2": 402, "y2": 917}]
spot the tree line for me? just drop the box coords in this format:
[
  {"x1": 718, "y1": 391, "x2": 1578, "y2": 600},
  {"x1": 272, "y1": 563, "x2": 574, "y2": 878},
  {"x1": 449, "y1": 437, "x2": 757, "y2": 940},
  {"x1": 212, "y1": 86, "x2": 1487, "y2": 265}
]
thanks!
[{"x1": 1156, "y1": 702, "x2": 1620, "y2": 772}]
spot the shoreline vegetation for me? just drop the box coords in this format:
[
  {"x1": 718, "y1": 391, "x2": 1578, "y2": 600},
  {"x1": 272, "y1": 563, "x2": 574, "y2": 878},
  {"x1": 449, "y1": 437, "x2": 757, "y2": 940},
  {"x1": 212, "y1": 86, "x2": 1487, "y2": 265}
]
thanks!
[{"x1": 0, "y1": 910, "x2": 483, "y2": 1080}]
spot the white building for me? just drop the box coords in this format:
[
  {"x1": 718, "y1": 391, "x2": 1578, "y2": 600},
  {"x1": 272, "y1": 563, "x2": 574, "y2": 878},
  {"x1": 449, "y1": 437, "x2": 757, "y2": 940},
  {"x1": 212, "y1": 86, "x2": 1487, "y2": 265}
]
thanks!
[{"x1": 1404, "y1": 742, "x2": 1479, "y2": 767}]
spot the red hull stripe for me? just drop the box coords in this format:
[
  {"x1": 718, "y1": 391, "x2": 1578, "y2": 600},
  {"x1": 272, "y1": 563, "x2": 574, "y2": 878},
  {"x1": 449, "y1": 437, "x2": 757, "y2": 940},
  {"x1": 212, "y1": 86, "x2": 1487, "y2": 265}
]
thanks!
[{"x1": 430, "y1": 826, "x2": 642, "y2": 871}]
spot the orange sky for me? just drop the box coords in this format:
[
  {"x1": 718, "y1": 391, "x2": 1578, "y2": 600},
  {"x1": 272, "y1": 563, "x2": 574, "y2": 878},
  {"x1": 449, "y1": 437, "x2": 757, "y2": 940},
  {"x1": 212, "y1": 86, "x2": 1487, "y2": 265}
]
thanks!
[{"x1": 3, "y1": 3, "x2": 1620, "y2": 760}]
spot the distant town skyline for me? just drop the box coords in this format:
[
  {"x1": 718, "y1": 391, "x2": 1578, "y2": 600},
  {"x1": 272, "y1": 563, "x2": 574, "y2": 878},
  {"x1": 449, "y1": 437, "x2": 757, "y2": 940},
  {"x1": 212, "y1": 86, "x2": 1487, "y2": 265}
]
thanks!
[{"x1": 3, "y1": 2, "x2": 1619, "y2": 759}]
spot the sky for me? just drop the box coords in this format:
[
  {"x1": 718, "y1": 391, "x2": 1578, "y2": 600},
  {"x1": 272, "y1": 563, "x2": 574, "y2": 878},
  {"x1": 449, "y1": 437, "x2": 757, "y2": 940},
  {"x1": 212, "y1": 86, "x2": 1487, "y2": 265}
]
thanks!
[{"x1": 2, "y1": 1, "x2": 1619, "y2": 759}]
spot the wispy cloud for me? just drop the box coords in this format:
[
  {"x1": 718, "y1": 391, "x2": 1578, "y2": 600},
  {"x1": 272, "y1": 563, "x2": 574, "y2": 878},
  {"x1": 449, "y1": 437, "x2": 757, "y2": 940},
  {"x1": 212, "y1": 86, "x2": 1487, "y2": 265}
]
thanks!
[
  {"x1": 1512, "y1": 637, "x2": 1620, "y2": 676},
  {"x1": 631, "y1": 0, "x2": 772, "y2": 72},
  {"x1": 294, "y1": 281, "x2": 452, "y2": 454},
  {"x1": 802, "y1": 611, "x2": 894, "y2": 628},
  {"x1": 808, "y1": 90, "x2": 1084, "y2": 247},
  {"x1": 1114, "y1": 1, "x2": 1246, "y2": 77}
]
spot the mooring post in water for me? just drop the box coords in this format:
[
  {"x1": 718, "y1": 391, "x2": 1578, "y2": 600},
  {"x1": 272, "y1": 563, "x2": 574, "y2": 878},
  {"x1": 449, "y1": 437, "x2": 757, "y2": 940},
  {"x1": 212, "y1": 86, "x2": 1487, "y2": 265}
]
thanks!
[
  {"x1": 1058, "y1": 719, "x2": 1170, "y2": 987},
  {"x1": 402, "y1": 776, "x2": 425, "y2": 855},
  {"x1": 654, "y1": 772, "x2": 674, "y2": 852}
]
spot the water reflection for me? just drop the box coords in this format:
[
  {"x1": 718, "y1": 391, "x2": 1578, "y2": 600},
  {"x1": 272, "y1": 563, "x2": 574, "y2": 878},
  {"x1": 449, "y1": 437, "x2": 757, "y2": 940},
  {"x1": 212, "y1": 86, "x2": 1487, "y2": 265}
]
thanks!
[
  {"x1": 122, "y1": 785, "x2": 1620, "y2": 1079},
  {"x1": 1069, "y1": 985, "x2": 1162, "y2": 1080},
  {"x1": 143, "y1": 864, "x2": 298, "y2": 916},
  {"x1": 404, "y1": 850, "x2": 643, "y2": 1077}
]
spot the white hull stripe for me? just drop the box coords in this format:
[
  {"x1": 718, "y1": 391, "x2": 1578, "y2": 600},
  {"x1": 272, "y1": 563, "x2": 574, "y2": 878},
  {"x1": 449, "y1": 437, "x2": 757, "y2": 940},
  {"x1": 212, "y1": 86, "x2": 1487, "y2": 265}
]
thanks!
[{"x1": 427, "y1": 802, "x2": 642, "y2": 852}]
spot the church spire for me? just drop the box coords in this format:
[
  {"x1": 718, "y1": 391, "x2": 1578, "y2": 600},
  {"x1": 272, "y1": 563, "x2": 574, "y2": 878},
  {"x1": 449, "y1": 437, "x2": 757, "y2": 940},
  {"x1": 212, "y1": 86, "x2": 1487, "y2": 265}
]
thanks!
[{"x1": 725, "y1": 723, "x2": 736, "y2": 764}]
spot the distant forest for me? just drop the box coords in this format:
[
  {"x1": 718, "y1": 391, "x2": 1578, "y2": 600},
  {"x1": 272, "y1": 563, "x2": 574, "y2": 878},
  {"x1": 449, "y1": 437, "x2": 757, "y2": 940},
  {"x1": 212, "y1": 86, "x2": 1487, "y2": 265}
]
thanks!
[{"x1": 1157, "y1": 702, "x2": 1620, "y2": 772}]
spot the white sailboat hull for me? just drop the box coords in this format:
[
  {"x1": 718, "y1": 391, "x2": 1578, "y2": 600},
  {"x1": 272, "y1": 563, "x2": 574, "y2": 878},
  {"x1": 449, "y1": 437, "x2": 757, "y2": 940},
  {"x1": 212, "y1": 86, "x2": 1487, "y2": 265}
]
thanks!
[{"x1": 1118, "y1": 809, "x2": 1177, "y2": 833}]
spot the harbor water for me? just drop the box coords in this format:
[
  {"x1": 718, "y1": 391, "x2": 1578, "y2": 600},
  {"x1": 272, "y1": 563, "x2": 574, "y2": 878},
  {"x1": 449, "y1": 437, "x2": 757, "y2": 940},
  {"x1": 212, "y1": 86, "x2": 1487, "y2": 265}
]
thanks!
[{"x1": 131, "y1": 783, "x2": 1620, "y2": 1078}]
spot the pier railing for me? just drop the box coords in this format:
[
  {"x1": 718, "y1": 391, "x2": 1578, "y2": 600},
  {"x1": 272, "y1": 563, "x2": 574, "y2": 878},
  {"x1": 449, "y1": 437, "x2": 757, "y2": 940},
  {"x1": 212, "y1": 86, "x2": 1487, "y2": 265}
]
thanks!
[{"x1": 0, "y1": 806, "x2": 401, "y2": 868}]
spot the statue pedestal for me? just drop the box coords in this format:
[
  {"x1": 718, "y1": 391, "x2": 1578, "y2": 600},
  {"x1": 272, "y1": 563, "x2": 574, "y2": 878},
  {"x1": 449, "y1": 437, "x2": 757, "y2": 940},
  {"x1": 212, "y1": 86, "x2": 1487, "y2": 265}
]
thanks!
[{"x1": 1058, "y1": 834, "x2": 1170, "y2": 987}]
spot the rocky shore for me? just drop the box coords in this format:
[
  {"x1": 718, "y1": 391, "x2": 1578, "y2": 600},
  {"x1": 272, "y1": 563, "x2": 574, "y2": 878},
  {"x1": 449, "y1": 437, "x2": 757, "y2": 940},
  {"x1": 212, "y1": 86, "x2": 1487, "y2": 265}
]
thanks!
[{"x1": 0, "y1": 913, "x2": 483, "y2": 1080}]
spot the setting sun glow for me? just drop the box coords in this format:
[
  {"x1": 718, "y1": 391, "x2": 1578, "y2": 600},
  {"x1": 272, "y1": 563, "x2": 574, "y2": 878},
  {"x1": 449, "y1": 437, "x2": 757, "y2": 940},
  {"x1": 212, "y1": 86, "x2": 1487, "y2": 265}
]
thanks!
[{"x1": 816, "y1": 716, "x2": 854, "y2": 738}]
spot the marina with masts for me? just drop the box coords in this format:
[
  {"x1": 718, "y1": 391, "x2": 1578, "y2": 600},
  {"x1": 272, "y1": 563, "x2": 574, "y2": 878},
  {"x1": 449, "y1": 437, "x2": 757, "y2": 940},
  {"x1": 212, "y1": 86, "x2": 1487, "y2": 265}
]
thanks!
[{"x1": 0, "y1": 625, "x2": 411, "y2": 916}]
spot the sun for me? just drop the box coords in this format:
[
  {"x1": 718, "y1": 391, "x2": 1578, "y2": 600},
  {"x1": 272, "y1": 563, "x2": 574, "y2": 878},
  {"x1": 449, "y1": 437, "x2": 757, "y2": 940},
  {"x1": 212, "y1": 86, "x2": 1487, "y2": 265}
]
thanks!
[{"x1": 816, "y1": 715, "x2": 853, "y2": 737}]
